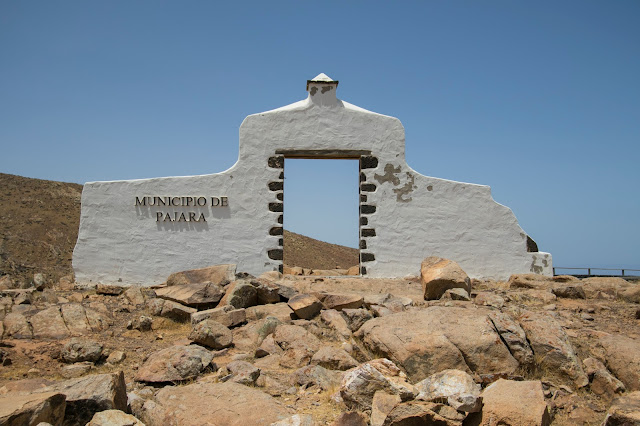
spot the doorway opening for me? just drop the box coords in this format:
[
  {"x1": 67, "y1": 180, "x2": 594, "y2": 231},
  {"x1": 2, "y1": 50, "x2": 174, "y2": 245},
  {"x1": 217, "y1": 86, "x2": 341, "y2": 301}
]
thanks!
[{"x1": 283, "y1": 158, "x2": 360, "y2": 276}]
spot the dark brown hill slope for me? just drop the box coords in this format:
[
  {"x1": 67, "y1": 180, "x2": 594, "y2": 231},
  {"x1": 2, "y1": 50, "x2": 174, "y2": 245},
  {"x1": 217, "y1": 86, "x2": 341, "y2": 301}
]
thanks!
[
  {"x1": 283, "y1": 230, "x2": 359, "y2": 270},
  {"x1": 0, "y1": 173, "x2": 82, "y2": 284},
  {"x1": 0, "y1": 173, "x2": 358, "y2": 284}
]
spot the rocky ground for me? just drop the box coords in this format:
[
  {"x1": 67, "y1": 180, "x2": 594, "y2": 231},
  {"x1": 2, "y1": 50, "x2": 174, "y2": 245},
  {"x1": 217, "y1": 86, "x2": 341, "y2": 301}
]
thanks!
[{"x1": 0, "y1": 262, "x2": 638, "y2": 425}]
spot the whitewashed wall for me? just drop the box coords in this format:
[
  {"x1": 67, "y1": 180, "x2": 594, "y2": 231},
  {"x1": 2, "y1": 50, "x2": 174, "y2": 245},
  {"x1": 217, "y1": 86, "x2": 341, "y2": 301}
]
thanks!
[{"x1": 73, "y1": 74, "x2": 551, "y2": 285}]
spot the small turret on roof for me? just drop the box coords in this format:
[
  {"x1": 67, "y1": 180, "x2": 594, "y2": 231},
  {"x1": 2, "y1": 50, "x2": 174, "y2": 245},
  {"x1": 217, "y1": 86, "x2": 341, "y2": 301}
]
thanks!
[{"x1": 306, "y1": 73, "x2": 339, "y2": 91}]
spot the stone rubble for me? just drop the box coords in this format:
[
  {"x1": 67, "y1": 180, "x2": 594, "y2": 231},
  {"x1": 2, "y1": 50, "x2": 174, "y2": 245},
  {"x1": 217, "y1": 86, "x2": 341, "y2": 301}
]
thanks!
[{"x1": 0, "y1": 261, "x2": 637, "y2": 425}]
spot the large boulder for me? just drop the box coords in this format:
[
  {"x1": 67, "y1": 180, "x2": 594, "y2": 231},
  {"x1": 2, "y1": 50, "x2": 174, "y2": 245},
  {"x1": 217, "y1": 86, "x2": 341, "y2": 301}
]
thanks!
[
  {"x1": 517, "y1": 311, "x2": 588, "y2": 387},
  {"x1": 415, "y1": 369, "x2": 482, "y2": 413},
  {"x1": 0, "y1": 391, "x2": 66, "y2": 426},
  {"x1": 598, "y1": 334, "x2": 640, "y2": 391},
  {"x1": 467, "y1": 379, "x2": 550, "y2": 426},
  {"x1": 273, "y1": 324, "x2": 321, "y2": 368},
  {"x1": 140, "y1": 382, "x2": 290, "y2": 425},
  {"x1": 381, "y1": 401, "x2": 463, "y2": 425},
  {"x1": 339, "y1": 359, "x2": 416, "y2": 410},
  {"x1": 420, "y1": 257, "x2": 471, "y2": 300},
  {"x1": 155, "y1": 282, "x2": 224, "y2": 309},
  {"x1": 135, "y1": 345, "x2": 214, "y2": 383},
  {"x1": 191, "y1": 305, "x2": 246, "y2": 327},
  {"x1": 188, "y1": 319, "x2": 233, "y2": 349},
  {"x1": 40, "y1": 372, "x2": 128, "y2": 426},
  {"x1": 583, "y1": 357, "x2": 625, "y2": 403},
  {"x1": 311, "y1": 346, "x2": 359, "y2": 371},
  {"x1": 287, "y1": 294, "x2": 323, "y2": 320},
  {"x1": 357, "y1": 307, "x2": 519, "y2": 382},
  {"x1": 218, "y1": 280, "x2": 258, "y2": 309},
  {"x1": 602, "y1": 391, "x2": 640, "y2": 426},
  {"x1": 158, "y1": 300, "x2": 196, "y2": 322},
  {"x1": 30, "y1": 306, "x2": 70, "y2": 339},
  {"x1": 165, "y1": 264, "x2": 236, "y2": 286},
  {"x1": 320, "y1": 293, "x2": 364, "y2": 311},
  {"x1": 61, "y1": 339, "x2": 103, "y2": 364},
  {"x1": 3, "y1": 312, "x2": 33, "y2": 339}
]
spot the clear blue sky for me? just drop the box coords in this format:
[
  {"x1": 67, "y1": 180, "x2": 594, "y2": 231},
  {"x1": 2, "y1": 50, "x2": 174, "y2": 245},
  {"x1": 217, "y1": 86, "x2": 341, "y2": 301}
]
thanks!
[{"x1": 1, "y1": 1, "x2": 639, "y2": 271}]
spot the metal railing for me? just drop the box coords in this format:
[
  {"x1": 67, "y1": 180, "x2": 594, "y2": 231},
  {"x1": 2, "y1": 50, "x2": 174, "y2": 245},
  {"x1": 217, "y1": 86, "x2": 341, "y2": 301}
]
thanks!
[{"x1": 553, "y1": 267, "x2": 640, "y2": 278}]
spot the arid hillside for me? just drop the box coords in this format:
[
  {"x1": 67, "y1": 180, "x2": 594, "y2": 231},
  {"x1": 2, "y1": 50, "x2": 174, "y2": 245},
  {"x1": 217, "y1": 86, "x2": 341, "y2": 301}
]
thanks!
[
  {"x1": 283, "y1": 230, "x2": 358, "y2": 270},
  {"x1": 0, "y1": 173, "x2": 82, "y2": 285},
  {"x1": 0, "y1": 173, "x2": 358, "y2": 285}
]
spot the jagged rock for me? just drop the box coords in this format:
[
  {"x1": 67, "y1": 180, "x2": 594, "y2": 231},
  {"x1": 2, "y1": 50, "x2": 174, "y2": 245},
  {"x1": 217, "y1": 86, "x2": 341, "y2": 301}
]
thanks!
[
  {"x1": 371, "y1": 391, "x2": 401, "y2": 426},
  {"x1": 128, "y1": 316, "x2": 153, "y2": 331},
  {"x1": 191, "y1": 306, "x2": 246, "y2": 327},
  {"x1": 188, "y1": 319, "x2": 233, "y2": 349},
  {"x1": 273, "y1": 283, "x2": 298, "y2": 301},
  {"x1": 0, "y1": 391, "x2": 66, "y2": 426},
  {"x1": 602, "y1": 391, "x2": 640, "y2": 425},
  {"x1": 226, "y1": 360, "x2": 261, "y2": 385},
  {"x1": 61, "y1": 362, "x2": 93, "y2": 379},
  {"x1": 61, "y1": 339, "x2": 103, "y2": 363},
  {"x1": 123, "y1": 286, "x2": 146, "y2": 306},
  {"x1": 165, "y1": 264, "x2": 236, "y2": 286},
  {"x1": 341, "y1": 308, "x2": 373, "y2": 332},
  {"x1": 256, "y1": 334, "x2": 283, "y2": 358},
  {"x1": 357, "y1": 307, "x2": 518, "y2": 382},
  {"x1": 320, "y1": 309, "x2": 352, "y2": 339},
  {"x1": 320, "y1": 293, "x2": 364, "y2": 311},
  {"x1": 599, "y1": 334, "x2": 640, "y2": 391},
  {"x1": 487, "y1": 311, "x2": 534, "y2": 366},
  {"x1": 3, "y1": 312, "x2": 33, "y2": 339},
  {"x1": 381, "y1": 401, "x2": 461, "y2": 426},
  {"x1": 60, "y1": 303, "x2": 91, "y2": 335},
  {"x1": 232, "y1": 316, "x2": 281, "y2": 352},
  {"x1": 466, "y1": 379, "x2": 550, "y2": 426},
  {"x1": 415, "y1": 369, "x2": 482, "y2": 413},
  {"x1": 288, "y1": 294, "x2": 323, "y2": 319},
  {"x1": 330, "y1": 411, "x2": 368, "y2": 426},
  {"x1": 311, "y1": 346, "x2": 358, "y2": 371},
  {"x1": 251, "y1": 279, "x2": 281, "y2": 304},
  {"x1": 96, "y1": 284, "x2": 125, "y2": 296},
  {"x1": 273, "y1": 324, "x2": 320, "y2": 367},
  {"x1": 218, "y1": 280, "x2": 258, "y2": 309},
  {"x1": 106, "y1": 351, "x2": 126, "y2": 365},
  {"x1": 420, "y1": 257, "x2": 471, "y2": 300},
  {"x1": 294, "y1": 365, "x2": 343, "y2": 391},
  {"x1": 41, "y1": 372, "x2": 128, "y2": 426},
  {"x1": 87, "y1": 409, "x2": 145, "y2": 426},
  {"x1": 135, "y1": 345, "x2": 214, "y2": 383},
  {"x1": 30, "y1": 306, "x2": 69, "y2": 339},
  {"x1": 159, "y1": 300, "x2": 196, "y2": 322},
  {"x1": 339, "y1": 359, "x2": 416, "y2": 410},
  {"x1": 245, "y1": 303, "x2": 294, "y2": 322},
  {"x1": 517, "y1": 311, "x2": 588, "y2": 387},
  {"x1": 551, "y1": 285, "x2": 586, "y2": 299},
  {"x1": 474, "y1": 292, "x2": 505, "y2": 308},
  {"x1": 140, "y1": 382, "x2": 290, "y2": 425},
  {"x1": 145, "y1": 298, "x2": 165, "y2": 316},
  {"x1": 441, "y1": 288, "x2": 471, "y2": 301},
  {"x1": 155, "y1": 282, "x2": 224, "y2": 309},
  {"x1": 583, "y1": 357, "x2": 625, "y2": 402}
]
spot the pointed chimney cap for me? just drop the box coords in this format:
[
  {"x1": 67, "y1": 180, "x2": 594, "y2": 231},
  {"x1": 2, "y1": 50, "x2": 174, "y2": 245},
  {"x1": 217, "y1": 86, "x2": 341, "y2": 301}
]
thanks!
[{"x1": 307, "y1": 73, "x2": 339, "y2": 91}]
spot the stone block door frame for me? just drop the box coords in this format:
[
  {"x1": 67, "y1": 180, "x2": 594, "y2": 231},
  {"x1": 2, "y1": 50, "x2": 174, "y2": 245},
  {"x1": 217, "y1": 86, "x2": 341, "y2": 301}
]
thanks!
[{"x1": 266, "y1": 149, "x2": 380, "y2": 275}]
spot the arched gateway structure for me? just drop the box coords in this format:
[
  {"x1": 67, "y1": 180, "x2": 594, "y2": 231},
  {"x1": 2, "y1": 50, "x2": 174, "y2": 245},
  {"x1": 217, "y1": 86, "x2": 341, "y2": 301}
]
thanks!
[{"x1": 73, "y1": 73, "x2": 552, "y2": 286}]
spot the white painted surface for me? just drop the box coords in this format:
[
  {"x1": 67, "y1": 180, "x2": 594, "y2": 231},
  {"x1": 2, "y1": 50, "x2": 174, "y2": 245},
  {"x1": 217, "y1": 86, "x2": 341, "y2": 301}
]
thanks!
[{"x1": 73, "y1": 74, "x2": 552, "y2": 285}]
